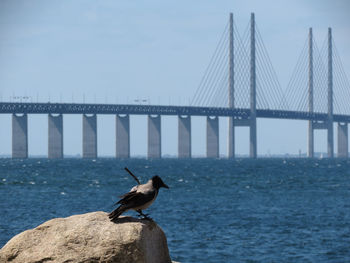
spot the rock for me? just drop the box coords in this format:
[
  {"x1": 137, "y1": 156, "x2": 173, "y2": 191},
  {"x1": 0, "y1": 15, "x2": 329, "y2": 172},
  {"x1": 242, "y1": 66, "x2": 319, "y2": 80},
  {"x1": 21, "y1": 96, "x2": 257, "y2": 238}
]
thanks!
[{"x1": 0, "y1": 211, "x2": 172, "y2": 263}]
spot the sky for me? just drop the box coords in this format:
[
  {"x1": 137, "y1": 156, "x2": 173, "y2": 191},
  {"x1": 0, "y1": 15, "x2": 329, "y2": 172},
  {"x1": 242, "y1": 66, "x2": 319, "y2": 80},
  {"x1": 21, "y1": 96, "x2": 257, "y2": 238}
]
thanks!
[{"x1": 0, "y1": 0, "x2": 349, "y2": 157}]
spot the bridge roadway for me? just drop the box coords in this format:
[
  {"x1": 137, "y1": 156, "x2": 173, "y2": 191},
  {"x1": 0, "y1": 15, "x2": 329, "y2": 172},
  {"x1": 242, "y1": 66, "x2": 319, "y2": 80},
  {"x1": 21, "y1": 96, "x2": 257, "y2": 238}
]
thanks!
[
  {"x1": 1, "y1": 102, "x2": 350, "y2": 122},
  {"x1": 1, "y1": 102, "x2": 349, "y2": 158}
]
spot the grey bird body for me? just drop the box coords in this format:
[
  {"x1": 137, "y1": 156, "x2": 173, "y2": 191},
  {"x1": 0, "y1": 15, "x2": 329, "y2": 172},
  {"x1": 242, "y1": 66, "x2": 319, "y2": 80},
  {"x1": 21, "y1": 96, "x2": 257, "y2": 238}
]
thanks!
[
  {"x1": 121, "y1": 180, "x2": 158, "y2": 212},
  {"x1": 109, "y1": 175, "x2": 169, "y2": 221}
]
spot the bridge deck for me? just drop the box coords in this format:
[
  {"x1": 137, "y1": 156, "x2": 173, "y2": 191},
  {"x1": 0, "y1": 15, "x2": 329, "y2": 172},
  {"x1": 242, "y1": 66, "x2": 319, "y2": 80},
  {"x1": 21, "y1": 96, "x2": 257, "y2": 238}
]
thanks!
[{"x1": 0, "y1": 102, "x2": 349, "y2": 122}]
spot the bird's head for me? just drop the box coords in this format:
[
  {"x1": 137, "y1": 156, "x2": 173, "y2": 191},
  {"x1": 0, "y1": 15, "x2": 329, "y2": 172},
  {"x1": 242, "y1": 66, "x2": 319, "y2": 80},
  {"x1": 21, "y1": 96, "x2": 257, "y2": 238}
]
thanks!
[{"x1": 152, "y1": 175, "x2": 169, "y2": 190}]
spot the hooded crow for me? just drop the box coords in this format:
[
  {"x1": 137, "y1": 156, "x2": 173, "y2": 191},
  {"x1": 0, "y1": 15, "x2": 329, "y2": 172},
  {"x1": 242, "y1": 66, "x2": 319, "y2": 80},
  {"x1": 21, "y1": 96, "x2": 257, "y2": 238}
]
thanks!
[{"x1": 109, "y1": 175, "x2": 169, "y2": 221}]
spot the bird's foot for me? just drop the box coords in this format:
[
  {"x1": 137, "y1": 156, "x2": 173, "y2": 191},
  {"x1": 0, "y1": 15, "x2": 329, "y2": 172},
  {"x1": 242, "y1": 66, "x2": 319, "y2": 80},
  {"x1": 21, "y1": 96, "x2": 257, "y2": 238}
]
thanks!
[
  {"x1": 137, "y1": 211, "x2": 153, "y2": 221},
  {"x1": 141, "y1": 215, "x2": 153, "y2": 221}
]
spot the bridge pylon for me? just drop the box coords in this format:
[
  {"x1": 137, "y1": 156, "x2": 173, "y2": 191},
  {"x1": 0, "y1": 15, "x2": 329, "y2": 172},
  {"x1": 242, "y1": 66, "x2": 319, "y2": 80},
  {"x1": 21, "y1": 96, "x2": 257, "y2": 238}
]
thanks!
[
  {"x1": 307, "y1": 28, "x2": 314, "y2": 158},
  {"x1": 249, "y1": 12, "x2": 257, "y2": 158},
  {"x1": 327, "y1": 28, "x2": 334, "y2": 158},
  {"x1": 228, "y1": 12, "x2": 235, "y2": 158},
  {"x1": 308, "y1": 28, "x2": 336, "y2": 158},
  {"x1": 229, "y1": 12, "x2": 258, "y2": 158}
]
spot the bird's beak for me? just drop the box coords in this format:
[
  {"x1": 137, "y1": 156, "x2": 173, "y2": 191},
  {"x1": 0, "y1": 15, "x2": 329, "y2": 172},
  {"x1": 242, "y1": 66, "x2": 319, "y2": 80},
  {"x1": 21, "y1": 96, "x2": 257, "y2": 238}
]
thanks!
[{"x1": 163, "y1": 183, "x2": 169, "y2": 189}]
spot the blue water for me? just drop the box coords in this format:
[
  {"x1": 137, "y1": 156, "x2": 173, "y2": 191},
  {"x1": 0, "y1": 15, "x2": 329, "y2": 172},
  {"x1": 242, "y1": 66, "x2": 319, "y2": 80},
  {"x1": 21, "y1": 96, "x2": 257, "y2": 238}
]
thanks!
[{"x1": 1, "y1": 158, "x2": 350, "y2": 262}]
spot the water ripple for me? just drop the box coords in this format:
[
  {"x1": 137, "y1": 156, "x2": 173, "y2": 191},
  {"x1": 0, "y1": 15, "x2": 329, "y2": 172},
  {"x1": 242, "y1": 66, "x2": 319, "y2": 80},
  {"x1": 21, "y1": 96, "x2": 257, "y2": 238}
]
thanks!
[{"x1": 1, "y1": 158, "x2": 350, "y2": 262}]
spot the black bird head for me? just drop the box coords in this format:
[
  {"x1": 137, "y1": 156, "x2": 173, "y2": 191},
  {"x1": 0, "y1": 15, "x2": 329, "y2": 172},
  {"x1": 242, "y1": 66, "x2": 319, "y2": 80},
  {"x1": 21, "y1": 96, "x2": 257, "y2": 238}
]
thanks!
[{"x1": 152, "y1": 175, "x2": 169, "y2": 190}]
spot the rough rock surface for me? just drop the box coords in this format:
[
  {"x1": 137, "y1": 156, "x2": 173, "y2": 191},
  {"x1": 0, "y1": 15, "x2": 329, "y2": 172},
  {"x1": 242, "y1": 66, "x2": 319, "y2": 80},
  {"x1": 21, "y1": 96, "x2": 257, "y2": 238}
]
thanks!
[{"x1": 0, "y1": 211, "x2": 172, "y2": 263}]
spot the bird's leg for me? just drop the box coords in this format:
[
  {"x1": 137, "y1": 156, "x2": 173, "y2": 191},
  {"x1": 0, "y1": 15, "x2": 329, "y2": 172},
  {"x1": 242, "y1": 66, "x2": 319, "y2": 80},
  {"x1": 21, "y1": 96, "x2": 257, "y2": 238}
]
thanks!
[
  {"x1": 136, "y1": 210, "x2": 152, "y2": 220},
  {"x1": 137, "y1": 210, "x2": 149, "y2": 217}
]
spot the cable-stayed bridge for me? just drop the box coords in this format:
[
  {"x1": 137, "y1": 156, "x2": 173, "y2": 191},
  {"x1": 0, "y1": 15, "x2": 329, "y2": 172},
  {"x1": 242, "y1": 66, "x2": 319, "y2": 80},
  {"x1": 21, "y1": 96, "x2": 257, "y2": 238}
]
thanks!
[{"x1": 1, "y1": 13, "x2": 349, "y2": 158}]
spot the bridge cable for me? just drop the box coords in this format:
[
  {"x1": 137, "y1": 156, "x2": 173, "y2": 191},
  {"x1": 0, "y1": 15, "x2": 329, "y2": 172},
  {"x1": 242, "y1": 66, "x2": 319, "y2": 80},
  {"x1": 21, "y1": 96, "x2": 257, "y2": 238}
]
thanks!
[
  {"x1": 191, "y1": 22, "x2": 228, "y2": 106},
  {"x1": 191, "y1": 21, "x2": 229, "y2": 106},
  {"x1": 332, "y1": 40, "x2": 350, "y2": 114},
  {"x1": 284, "y1": 37, "x2": 306, "y2": 111},
  {"x1": 201, "y1": 36, "x2": 229, "y2": 107},
  {"x1": 314, "y1": 38, "x2": 328, "y2": 113},
  {"x1": 200, "y1": 26, "x2": 229, "y2": 106},
  {"x1": 286, "y1": 38, "x2": 308, "y2": 112},
  {"x1": 255, "y1": 25, "x2": 286, "y2": 110}
]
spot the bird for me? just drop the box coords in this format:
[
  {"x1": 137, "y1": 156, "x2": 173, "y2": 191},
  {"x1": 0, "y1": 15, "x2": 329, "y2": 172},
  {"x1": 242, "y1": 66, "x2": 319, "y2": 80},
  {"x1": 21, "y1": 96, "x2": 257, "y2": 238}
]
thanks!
[{"x1": 109, "y1": 175, "x2": 169, "y2": 221}]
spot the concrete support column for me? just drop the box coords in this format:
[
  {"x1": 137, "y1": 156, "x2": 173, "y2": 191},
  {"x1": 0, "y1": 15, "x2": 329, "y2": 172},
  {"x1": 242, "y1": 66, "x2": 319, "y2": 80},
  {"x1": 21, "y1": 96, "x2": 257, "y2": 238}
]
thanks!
[
  {"x1": 337, "y1": 123, "x2": 348, "y2": 158},
  {"x1": 116, "y1": 114, "x2": 130, "y2": 158},
  {"x1": 12, "y1": 113, "x2": 28, "y2": 158},
  {"x1": 308, "y1": 28, "x2": 314, "y2": 158},
  {"x1": 250, "y1": 12, "x2": 257, "y2": 158},
  {"x1": 327, "y1": 27, "x2": 334, "y2": 158},
  {"x1": 328, "y1": 121, "x2": 334, "y2": 158},
  {"x1": 228, "y1": 13, "x2": 235, "y2": 158},
  {"x1": 308, "y1": 122, "x2": 314, "y2": 158},
  {"x1": 148, "y1": 115, "x2": 161, "y2": 158},
  {"x1": 249, "y1": 120, "x2": 257, "y2": 158},
  {"x1": 228, "y1": 117, "x2": 235, "y2": 158},
  {"x1": 206, "y1": 116, "x2": 219, "y2": 158},
  {"x1": 48, "y1": 114, "x2": 63, "y2": 158},
  {"x1": 178, "y1": 115, "x2": 191, "y2": 158},
  {"x1": 83, "y1": 114, "x2": 97, "y2": 158}
]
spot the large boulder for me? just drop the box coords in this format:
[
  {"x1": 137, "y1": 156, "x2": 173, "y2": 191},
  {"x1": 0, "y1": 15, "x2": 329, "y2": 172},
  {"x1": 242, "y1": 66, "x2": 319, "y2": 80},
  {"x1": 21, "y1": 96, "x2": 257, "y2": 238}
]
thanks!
[{"x1": 0, "y1": 211, "x2": 172, "y2": 263}]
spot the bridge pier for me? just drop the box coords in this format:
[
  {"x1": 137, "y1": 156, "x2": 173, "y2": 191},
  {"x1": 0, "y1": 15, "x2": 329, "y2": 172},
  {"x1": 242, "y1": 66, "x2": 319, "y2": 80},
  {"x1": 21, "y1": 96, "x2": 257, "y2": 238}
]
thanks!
[
  {"x1": 249, "y1": 13, "x2": 257, "y2": 158},
  {"x1": 308, "y1": 28, "x2": 314, "y2": 158},
  {"x1": 206, "y1": 116, "x2": 219, "y2": 158},
  {"x1": 308, "y1": 122, "x2": 314, "y2": 157},
  {"x1": 12, "y1": 113, "x2": 28, "y2": 158},
  {"x1": 327, "y1": 28, "x2": 334, "y2": 158},
  {"x1": 116, "y1": 114, "x2": 130, "y2": 158},
  {"x1": 249, "y1": 118, "x2": 257, "y2": 158},
  {"x1": 228, "y1": 13, "x2": 235, "y2": 158},
  {"x1": 48, "y1": 114, "x2": 63, "y2": 158},
  {"x1": 337, "y1": 123, "x2": 348, "y2": 158},
  {"x1": 178, "y1": 115, "x2": 191, "y2": 158},
  {"x1": 82, "y1": 114, "x2": 97, "y2": 158},
  {"x1": 327, "y1": 122, "x2": 334, "y2": 158},
  {"x1": 310, "y1": 121, "x2": 330, "y2": 157},
  {"x1": 228, "y1": 117, "x2": 235, "y2": 158},
  {"x1": 148, "y1": 115, "x2": 161, "y2": 158}
]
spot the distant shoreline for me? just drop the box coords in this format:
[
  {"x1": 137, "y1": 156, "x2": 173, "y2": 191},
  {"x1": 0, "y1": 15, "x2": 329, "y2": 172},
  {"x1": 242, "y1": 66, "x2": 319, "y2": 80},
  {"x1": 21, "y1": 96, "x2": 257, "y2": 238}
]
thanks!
[{"x1": 0, "y1": 152, "x2": 342, "y2": 159}]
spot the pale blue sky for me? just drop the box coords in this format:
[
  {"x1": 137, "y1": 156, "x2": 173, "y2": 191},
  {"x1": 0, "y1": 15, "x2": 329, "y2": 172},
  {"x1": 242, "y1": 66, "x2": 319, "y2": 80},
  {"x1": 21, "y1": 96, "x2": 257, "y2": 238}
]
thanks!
[{"x1": 0, "y1": 0, "x2": 349, "y2": 157}]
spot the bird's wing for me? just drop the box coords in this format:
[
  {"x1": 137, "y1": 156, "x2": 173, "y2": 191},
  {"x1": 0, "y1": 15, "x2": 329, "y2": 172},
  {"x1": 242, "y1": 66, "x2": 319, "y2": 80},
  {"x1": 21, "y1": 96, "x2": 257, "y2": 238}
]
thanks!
[
  {"x1": 130, "y1": 185, "x2": 139, "y2": 192},
  {"x1": 114, "y1": 190, "x2": 136, "y2": 205},
  {"x1": 116, "y1": 189, "x2": 156, "y2": 209}
]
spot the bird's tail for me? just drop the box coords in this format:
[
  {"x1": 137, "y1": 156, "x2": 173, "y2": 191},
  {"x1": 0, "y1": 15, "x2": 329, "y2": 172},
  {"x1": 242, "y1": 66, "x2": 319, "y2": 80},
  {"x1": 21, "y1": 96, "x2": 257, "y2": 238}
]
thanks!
[{"x1": 108, "y1": 206, "x2": 125, "y2": 221}]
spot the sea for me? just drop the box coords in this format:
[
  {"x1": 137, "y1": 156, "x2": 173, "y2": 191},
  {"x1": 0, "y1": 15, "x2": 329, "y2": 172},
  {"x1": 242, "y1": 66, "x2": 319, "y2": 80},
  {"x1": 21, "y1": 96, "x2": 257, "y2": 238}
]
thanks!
[{"x1": 1, "y1": 158, "x2": 350, "y2": 262}]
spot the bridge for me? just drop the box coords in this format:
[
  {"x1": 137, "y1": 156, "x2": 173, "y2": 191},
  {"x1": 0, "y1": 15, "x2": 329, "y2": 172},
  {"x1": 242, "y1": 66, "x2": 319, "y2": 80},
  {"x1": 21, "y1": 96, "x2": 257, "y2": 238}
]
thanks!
[{"x1": 1, "y1": 13, "x2": 349, "y2": 158}]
